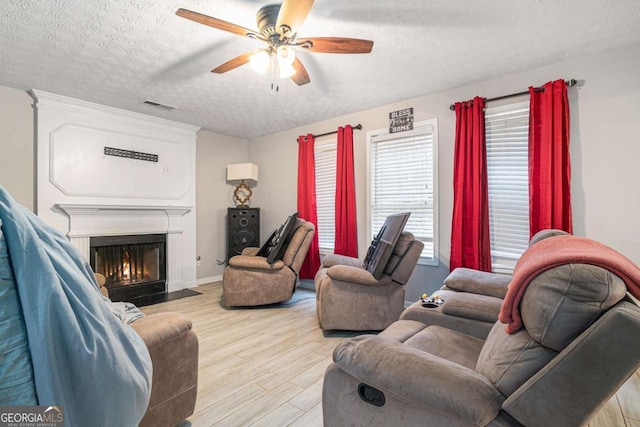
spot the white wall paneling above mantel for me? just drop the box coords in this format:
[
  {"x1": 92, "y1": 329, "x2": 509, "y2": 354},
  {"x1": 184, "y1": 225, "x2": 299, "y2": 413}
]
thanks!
[
  {"x1": 49, "y1": 124, "x2": 190, "y2": 199},
  {"x1": 33, "y1": 90, "x2": 200, "y2": 291}
]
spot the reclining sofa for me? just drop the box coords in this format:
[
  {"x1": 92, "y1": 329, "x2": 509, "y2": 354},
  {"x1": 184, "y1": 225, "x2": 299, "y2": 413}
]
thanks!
[{"x1": 323, "y1": 233, "x2": 640, "y2": 426}]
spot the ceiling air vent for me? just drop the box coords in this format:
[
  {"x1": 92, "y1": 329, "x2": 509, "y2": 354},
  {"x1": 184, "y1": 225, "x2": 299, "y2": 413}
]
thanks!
[{"x1": 143, "y1": 100, "x2": 176, "y2": 111}]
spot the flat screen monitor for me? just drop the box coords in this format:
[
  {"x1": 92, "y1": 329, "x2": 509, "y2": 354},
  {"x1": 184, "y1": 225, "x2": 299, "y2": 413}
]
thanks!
[
  {"x1": 256, "y1": 212, "x2": 299, "y2": 264},
  {"x1": 363, "y1": 212, "x2": 411, "y2": 279}
]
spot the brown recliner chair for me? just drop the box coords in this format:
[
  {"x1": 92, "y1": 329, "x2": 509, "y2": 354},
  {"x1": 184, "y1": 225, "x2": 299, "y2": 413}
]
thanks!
[
  {"x1": 323, "y1": 234, "x2": 640, "y2": 426},
  {"x1": 315, "y1": 232, "x2": 424, "y2": 331},
  {"x1": 97, "y1": 277, "x2": 198, "y2": 427},
  {"x1": 222, "y1": 218, "x2": 315, "y2": 306},
  {"x1": 131, "y1": 313, "x2": 198, "y2": 427}
]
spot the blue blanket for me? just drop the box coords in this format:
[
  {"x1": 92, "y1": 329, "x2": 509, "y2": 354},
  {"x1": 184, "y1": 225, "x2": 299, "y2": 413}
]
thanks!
[
  {"x1": 0, "y1": 218, "x2": 38, "y2": 405},
  {"x1": 0, "y1": 187, "x2": 151, "y2": 427}
]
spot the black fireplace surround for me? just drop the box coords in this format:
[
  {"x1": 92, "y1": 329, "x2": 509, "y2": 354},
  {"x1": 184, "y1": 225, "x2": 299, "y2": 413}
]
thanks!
[{"x1": 90, "y1": 234, "x2": 167, "y2": 305}]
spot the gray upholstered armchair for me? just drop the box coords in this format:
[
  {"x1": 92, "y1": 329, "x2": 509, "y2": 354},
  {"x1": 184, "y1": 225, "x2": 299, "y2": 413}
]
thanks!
[
  {"x1": 315, "y1": 232, "x2": 424, "y2": 331},
  {"x1": 223, "y1": 218, "x2": 315, "y2": 306},
  {"x1": 323, "y1": 234, "x2": 640, "y2": 426}
]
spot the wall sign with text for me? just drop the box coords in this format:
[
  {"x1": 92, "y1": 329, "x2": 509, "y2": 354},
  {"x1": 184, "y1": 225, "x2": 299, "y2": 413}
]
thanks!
[{"x1": 389, "y1": 108, "x2": 414, "y2": 133}]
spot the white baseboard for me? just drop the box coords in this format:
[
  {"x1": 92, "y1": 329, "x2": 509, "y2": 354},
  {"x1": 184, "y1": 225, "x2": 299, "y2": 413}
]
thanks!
[{"x1": 197, "y1": 275, "x2": 222, "y2": 286}]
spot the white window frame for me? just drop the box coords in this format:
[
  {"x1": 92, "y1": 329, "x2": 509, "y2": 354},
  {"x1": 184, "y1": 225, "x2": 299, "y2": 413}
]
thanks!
[
  {"x1": 485, "y1": 101, "x2": 530, "y2": 273},
  {"x1": 366, "y1": 119, "x2": 439, "y2": 266},
  {"x1": 314, "y1": 138, "x2": 337, "y2": 254}
]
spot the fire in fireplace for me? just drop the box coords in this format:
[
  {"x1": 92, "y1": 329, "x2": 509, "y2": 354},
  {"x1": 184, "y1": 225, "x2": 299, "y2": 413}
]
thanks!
[{"x1": 90, "y1": 234, "x2": 167, "y2": 305}]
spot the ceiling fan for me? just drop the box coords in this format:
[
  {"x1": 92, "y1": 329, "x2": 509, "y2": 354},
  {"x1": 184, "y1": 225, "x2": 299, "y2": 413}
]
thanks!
[{"x1": 176, "y1": 0, "x2": 374, "y2": 86}]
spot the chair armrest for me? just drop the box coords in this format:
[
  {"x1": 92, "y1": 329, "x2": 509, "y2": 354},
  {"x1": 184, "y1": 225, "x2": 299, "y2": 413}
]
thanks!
[
  {"x1": 333, "y1": 335, "x2": 504, "y2": 425},
  {"x1": 130, "y1": 312, "x2": 192, "y2": 351},
  {"x1": 441, "y1": 292, "x2": 504, "y2": 323},
  {"x1": 444, "y1": 267, "x2": 511, "y2": 299},
  {"x1": 242, "y1": 247, "x2": 260, "y2": 256},
  {"x1": 326, "y1": 265, "x2": 392, "y2": 286},
  {"x1": 229, "y1": 255, "x2": 285, "y2": 270},
  {"x1": 322, "y1": 253, "x2": 363, "y2": 268}
]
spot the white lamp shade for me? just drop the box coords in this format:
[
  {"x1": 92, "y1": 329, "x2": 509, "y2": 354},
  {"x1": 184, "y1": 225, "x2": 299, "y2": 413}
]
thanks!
[
  {"x1": 278, "y1": 61, "x2": 296, "y2": 78},
  {"x1": 277, "y1": 45, "x2": 296, "y2": 65},
  {"x1": 227, "y1": 163, "x2": 259, "y2": 184},
  {"x1": 250, "y1": 49, "x2": 271, "y2": 74}
]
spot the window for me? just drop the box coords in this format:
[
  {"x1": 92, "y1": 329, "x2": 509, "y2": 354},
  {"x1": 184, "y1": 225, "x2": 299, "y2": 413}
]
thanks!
[
  {"x1": 367, "y1": 119, "x2": 438, "y2": 265},
  {"x1": 314, "y1": 139, "x2": 337, "y2": 252},
  {"x1": 485, "y1": 101, "x2": 530, "y2": 272}
]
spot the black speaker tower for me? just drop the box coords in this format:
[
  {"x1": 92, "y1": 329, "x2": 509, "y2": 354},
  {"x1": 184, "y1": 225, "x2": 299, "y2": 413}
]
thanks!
[{"x1": 227, "y1": 207, "x2": 260, "y2": 263}]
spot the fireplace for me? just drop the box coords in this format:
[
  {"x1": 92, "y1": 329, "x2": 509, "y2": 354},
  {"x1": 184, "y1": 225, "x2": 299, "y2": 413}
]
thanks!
[{"x1": 90, "y1": 234, "x2": 167, "y2": 305}]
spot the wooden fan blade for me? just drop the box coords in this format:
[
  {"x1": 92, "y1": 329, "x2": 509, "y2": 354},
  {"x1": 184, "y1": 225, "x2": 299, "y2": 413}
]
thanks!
[
  {"x1": 211, "y1": 52, "x2": 253, "y2": 74},
  {"x1": 297, "y1": 37, "x2": 374, "y2": 54},
  {"x1": 176, "y1": 8, "x2": 261, "y2": 39},
  {"x1": 291, "y1": 57, "x2": 310, "y2": 86},
  {"x1": 276, "y1": 0, "x2": 314, "y2": 37}
]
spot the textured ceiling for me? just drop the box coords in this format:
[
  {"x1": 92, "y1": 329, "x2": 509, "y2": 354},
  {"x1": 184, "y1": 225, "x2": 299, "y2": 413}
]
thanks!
[{"x1": 1, "y1": 0, "x2": 640, "y2": 138}]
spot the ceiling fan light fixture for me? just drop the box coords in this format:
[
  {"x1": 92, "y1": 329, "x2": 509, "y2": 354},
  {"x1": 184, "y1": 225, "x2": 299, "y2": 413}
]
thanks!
[
  {"x1": 276, "y1": 45, "x2": 296, "y2": 65},
  {"x1": 249, "y1": 49, "x2": 271, "y2": 73},
  {"x1": 278, "y1": 61, "x2": 296, "y2": 78},
  {"x1": 176, "y1": 1, "x2": 372, "y2": 87}
]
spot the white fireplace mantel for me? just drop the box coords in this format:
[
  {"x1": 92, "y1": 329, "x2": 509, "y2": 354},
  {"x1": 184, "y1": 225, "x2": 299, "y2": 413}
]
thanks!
[
  {"x1": 33, "y1": 90, "x2": 199, "y2": 292},
  {"x1": 55, "y1": 204, "x2": 192, "y2": 236},
  {"x1": 55, "y1": 203, "x2": 192, "y2": 288}
]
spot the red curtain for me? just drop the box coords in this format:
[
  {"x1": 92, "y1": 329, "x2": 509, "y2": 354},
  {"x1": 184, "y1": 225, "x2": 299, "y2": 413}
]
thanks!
[
  {"x1": 334, "y1": 125, "x2": 358, "y2": 257},
  {"x1": 450, "y1": 97, "x2": 492, "y2": 272},
  {"x1": 528, "y1": 79, "x2": 572, "y2": 237},
  {"x1": 297, "y1": 134, "x2": 321, "y2": 279}
]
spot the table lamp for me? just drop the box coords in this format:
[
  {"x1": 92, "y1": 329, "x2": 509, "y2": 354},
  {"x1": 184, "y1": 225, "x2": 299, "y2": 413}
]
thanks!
[{"x1": 227, "y1": 163, "x2": 259, "y2": 207}]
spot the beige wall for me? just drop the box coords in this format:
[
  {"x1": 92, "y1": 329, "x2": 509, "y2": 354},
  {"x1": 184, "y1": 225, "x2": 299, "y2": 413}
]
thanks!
[
  {"x1": 2, "y1": 42, "x2": 639, "y2": 294},
  {"x1": 195, "y1": 130, "x2": 250, "y2": 282},
  {"x1": 0, "y1": 86, "x2": 34, "y2": 211},
  {"x1": 250, "y1": 42, "x2": 640, "y2": 301}
]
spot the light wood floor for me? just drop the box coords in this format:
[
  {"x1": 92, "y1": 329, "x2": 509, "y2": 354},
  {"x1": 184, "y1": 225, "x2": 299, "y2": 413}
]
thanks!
[{"x1": 140, "y1": 282, "x2": 640, "y2": 427}]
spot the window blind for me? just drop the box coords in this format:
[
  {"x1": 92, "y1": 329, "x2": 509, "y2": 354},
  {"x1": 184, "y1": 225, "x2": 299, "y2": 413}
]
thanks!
[
  {"x1": 314, "y1": 140, "x2": 337, "y2": 252},
  {"x1": 485, "y1": 101, "x2": 530, "y2": 272},
  {"x1": 369, "y1": 122, "x2": 436, "y2": 262}
]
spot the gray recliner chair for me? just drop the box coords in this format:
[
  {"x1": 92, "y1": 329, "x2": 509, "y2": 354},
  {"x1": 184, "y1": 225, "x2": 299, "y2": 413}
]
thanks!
[
  {"x1": 315, "y1": 232, "x2": 424, "y2": 331},
  {"x1": 323, "y1": 235, "x2": 640, "y2": 426}
]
